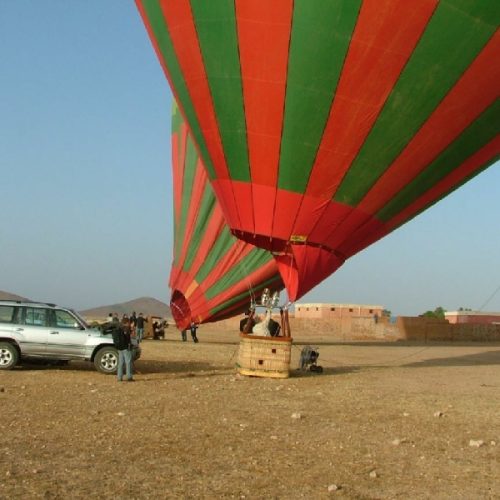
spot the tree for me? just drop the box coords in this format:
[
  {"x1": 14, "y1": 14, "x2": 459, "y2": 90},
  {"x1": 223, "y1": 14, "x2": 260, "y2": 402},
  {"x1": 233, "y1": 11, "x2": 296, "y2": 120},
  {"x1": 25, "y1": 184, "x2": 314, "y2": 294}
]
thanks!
[{"x1": 421, "y1": 306, "x2": 446, "y2": 319}]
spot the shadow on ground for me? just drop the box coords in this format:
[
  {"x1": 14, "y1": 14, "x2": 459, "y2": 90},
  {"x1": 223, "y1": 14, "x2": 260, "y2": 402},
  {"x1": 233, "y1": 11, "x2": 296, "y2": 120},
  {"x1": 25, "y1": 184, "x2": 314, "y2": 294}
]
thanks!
[{"x1": 403, "y1": 349, "x2": 500, "y2": 368}]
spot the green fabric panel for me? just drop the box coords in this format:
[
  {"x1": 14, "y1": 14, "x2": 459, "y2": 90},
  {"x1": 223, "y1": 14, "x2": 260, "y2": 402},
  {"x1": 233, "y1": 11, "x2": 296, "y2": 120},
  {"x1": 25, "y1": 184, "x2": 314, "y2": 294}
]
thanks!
[
  {"x1": 172, "y1": 104, "x2": 183, "y2": 260},
  {"x1": 174, "y1": 136, "x2": 198, "y2": 265},
  {"x1": 278, "y1": 0, "x2": 362, "y2": 193},
  {"x1": 171, "y1": 102, "x2": 183, "y2": 135},
  {"x1": 141, "y1": 0, "x2": 216, "y2": 179},
  {"x1": 334, "y1": 0, "x2": 499, "y2": 206},
  {"x1": 205, "y1": 248, "x2": 274, "y2": 300},
  {"x1": 378, "y1": 100, "x2": 500, "y2": 222},
  {"x1": 208, "y1": 274, "x2": 282, "y2": 316},
  {"x1": 182, "y1": 184, "x2": 217, "y2": 272},
  {"x1": 194, "y1": 226, "x2": 235, "y2": 284},
  {"x1": 190, "y1": 0, "x2": 250, "y2": 182}
]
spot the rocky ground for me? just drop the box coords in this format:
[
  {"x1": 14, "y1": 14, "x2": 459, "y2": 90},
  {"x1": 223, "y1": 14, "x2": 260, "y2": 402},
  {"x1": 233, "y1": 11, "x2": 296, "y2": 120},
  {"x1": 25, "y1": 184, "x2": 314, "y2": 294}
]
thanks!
[{"x1": 1, "y1": 330, "x2": 499, "y2": 499}]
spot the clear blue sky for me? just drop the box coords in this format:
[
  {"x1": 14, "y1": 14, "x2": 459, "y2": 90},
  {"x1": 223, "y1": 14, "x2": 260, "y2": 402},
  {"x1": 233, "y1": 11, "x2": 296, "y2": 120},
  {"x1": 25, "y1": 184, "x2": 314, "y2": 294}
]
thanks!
[{"x1": 1, "y1": 2, "x2": 499, "y2": 316}]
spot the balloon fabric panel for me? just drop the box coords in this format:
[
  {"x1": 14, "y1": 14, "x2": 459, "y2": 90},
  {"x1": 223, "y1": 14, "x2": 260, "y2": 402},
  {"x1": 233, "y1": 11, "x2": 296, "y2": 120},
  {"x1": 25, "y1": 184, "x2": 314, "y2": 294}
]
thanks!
[
  {"x1": 169, "y1": 104, "x2": 283, "y2": 328},
  {"x1": 137, "y1": 0, "x2": 500, "y2": 301}
]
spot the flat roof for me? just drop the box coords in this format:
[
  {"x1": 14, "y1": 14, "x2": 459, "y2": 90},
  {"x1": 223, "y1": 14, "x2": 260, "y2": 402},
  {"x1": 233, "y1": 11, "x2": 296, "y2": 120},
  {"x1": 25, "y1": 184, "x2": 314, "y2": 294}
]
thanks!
[
  {"x1": 295, "y1": 303, "x2": 384, "y2": 309},
  {"x1": 445, "y1": 311, "x2": 500, "y2": 316}
]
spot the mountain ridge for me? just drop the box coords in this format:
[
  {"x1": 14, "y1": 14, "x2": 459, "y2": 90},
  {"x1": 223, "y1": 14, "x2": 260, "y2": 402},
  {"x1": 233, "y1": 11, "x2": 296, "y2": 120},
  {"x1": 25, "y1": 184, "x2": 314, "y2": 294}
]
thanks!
[
  {"x1": 0, "y1": 291, "x2": 171, "y2": 319},
  {"x1": 80, "y1": 296, "x2": 171, "y2": 319}
]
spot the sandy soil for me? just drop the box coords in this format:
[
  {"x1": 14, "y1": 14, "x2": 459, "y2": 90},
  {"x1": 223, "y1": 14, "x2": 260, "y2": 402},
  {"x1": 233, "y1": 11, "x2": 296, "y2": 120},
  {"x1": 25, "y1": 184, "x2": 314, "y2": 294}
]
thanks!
[{"x1": 1, "y1": 330, "x2": 499, "y2": 499}]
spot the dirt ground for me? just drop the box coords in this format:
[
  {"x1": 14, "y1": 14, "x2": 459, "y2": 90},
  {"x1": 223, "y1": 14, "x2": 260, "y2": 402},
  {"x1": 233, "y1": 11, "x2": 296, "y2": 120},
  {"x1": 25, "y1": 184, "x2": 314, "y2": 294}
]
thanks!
[{"x1": 1, "y1": 329, "x2": 499, "y2": 499}]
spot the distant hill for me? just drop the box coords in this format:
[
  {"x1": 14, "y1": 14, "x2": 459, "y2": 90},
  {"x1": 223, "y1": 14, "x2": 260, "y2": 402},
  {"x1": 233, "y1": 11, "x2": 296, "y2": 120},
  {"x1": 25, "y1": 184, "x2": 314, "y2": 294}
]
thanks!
[
  {"x1": 0, "y1": 290, "x2": 29, "y2": 301},
  {"x1": 80, "y1": 297, "x2": 171, "y2": 320}
]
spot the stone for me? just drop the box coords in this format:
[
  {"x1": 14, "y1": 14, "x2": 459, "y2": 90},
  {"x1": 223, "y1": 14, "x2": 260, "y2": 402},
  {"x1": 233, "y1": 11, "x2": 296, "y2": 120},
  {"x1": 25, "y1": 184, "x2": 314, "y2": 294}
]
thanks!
[
  {"x1": 469, "y1": 440, "x2": 484, "y2": 448},
  {"x1": 291, "y1": 412, "x2": 302, "y2": 420},
  {"x1": 369, "y1": 470, "x2": 378, "y2": 479},
  {"x1": 327, "y1": 484, "x2": 339, "y2": 492},
  {"x1": 434, "y1": 411, "x2": 444, "y2": 418}
]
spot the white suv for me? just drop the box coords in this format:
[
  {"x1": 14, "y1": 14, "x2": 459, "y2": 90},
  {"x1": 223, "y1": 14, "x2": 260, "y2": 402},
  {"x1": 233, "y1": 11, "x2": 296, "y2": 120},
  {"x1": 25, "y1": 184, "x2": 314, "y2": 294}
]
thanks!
[{"x1": 0, "y1": 300, "x2": 140, "y2": 373}]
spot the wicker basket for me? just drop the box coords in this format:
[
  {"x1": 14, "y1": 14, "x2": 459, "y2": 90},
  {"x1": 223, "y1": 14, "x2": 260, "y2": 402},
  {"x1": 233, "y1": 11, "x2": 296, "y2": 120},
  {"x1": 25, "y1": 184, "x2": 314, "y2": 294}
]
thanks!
[{"x1": 238, "y1": 333, "x2": 293, "y2": 379}]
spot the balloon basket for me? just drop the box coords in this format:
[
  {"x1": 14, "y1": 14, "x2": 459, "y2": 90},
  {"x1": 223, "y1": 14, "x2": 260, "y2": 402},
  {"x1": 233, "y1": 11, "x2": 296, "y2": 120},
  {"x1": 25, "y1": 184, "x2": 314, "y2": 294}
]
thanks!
[{"x1": 238, "y1": 333, "x2": 293, "y2": 379}]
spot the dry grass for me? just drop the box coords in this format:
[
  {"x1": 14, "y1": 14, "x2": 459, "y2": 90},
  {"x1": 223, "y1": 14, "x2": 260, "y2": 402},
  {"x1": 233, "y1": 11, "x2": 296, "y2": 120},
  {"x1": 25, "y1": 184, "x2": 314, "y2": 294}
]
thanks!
[{"x1": 1, "y1": 330, "x2": 499, "y2": 499}]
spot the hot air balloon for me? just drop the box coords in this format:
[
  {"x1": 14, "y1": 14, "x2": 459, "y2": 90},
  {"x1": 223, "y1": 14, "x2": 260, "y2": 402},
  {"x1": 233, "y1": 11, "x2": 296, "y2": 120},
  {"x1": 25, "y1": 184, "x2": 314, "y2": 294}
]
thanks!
[
  {"x1": 169, "y1": 103, "x2": 283, "y2": 329},
  {"x1": 138, "y1": 0, "x2": 500, "y2": 301}
]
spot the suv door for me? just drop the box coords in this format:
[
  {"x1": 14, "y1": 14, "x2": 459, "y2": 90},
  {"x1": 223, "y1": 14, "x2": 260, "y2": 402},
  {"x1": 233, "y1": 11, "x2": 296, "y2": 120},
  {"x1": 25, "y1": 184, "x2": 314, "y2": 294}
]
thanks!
[
  {"x1": 18, "y1": 306, "x2": 49, "y2": 356},
  {"x1": 45, "y1": 309, "x2": 88, "y2": 358}
]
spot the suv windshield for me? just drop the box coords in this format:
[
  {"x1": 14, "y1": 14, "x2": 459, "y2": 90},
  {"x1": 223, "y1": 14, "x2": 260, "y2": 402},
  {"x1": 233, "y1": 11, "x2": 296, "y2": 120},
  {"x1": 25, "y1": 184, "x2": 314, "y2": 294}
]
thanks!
[{"x1": 70, "y1": 310, "x2": 91, "y2": 329}]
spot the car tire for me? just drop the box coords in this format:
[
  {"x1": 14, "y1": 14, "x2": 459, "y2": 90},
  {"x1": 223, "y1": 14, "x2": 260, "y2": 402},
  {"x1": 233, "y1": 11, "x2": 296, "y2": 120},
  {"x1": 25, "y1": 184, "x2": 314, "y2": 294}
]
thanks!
[
  {"x1": 0, "y1": 342, "x2": 19, "y2": 370},
  {"x1": 94, "y1": 347, "x2": 118, "y2": 374}
]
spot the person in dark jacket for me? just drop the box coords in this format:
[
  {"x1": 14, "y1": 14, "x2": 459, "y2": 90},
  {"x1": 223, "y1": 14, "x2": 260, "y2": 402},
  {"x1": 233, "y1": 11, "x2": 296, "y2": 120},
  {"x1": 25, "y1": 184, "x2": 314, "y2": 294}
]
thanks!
[
  {"x1": 136, "y1": 312, "x2": 147, "y2": 343},
  {"x1": 190, "y1": 321, "x2": 199, "y2": 343},
  {"x1": 112, "y1": 318, "x2": 134, "y2": 382}
]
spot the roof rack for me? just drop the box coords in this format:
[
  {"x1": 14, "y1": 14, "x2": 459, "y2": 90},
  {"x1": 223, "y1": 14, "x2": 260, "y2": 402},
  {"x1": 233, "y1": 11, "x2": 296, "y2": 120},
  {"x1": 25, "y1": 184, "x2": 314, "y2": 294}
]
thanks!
[{"x1": 0, "y1": 299, "x2": 57, "y2": 307}]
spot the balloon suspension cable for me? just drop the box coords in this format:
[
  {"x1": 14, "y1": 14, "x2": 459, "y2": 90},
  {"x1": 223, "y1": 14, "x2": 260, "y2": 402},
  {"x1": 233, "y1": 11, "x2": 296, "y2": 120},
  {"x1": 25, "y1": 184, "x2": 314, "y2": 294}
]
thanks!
[
  {"x1": 238, "y1": 256, "x2": 257, "y2": 307},
  {"x1": 478, "y1": 283, "x2": 500, "y2": 311}
]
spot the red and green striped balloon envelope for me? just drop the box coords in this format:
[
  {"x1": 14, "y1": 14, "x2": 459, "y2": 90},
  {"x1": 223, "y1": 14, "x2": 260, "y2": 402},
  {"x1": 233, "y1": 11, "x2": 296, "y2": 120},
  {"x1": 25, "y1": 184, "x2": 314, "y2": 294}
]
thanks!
[
  {"x1": 138, "y1": 0, "x2": 500, "y2": 301},
  {"x1": 169, "y1": 104, "x2": 283, "y2": 329}
]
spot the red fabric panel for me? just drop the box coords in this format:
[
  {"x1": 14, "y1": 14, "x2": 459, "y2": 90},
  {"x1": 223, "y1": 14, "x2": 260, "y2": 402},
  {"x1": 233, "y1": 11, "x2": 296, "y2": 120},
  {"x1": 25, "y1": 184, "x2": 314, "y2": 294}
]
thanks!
[
  {"x1": 176, "y1": 159, "x2": 207, "y2": 271},
  {"x1": 271, "y1": 189, "x2": 303, "y2": 242},
  {"x1": 387, "y1": 137, "x2": 500, "y2": 231},
  {"x1": 305, "y1": 0, "x2": 437, "y2": 200},
  {"x1": 252, "y1": 183, "x2": 278, "y2": 239},
  {"x1": 275, "y1": 246, "x2": 344, "y2": 301},
  {"x1": 293, "y1": 196, "x2": 344, "y2": 244},
  {"x1": 183, "y1": 286, "x2": 209, "y2": 324},
  {"x1": 235, "y1": 0, "x2": 292, "y2": 187},
  {"x1": 324, "y1": 207, "x2": 372, "y2": 250},
  {"x1": 230, "y1": 181, "x2": 255, "y2": 236},
  {"x1": 308, "y1": 201, "x2": 354, "y2": 245},
  {"x1": 211, "y1": 179, "x2": 242, "y2": 229},
  {"x1": 159, "y1": 0, "x2": 231, "y2": 181},
  {"x1": 337, "y1": 217, "x2": 387, "y2": 257},
  {"x1": 359, "y1": 30, "x2": 500, "y2": 215}
]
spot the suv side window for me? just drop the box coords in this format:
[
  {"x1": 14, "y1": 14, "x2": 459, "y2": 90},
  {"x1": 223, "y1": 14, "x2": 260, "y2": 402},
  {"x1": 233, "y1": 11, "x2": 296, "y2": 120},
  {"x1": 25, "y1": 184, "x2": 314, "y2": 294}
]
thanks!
[
  {"x1": 24, "y1": 307, "x2": 48, "y2": 327},
  {"x1": 54, "y1": 309, "x2": 80, "y2": 329},
  {"x1": 0, "y1": 305, "x2": 16, "y2": 324}
]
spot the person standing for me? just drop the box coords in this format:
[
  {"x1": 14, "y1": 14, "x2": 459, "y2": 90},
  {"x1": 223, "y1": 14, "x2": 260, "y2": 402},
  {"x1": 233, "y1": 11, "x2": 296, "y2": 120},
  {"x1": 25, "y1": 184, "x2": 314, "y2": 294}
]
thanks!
[
  {"x1": 136, "y1": 313, "x2": 146, "y2": 343},
  {"x1": 180, "y1": 329, "x2": 187, "y2": 341},
  {"x1": 130, "y1": 312, "x2": 137, "y2": 329},
  {"x1": 112, "y1": 318, "x2": 134, "y2": 382},
  {"x1": 190, "y1": 321, "x2": 199, "y2": 343}
]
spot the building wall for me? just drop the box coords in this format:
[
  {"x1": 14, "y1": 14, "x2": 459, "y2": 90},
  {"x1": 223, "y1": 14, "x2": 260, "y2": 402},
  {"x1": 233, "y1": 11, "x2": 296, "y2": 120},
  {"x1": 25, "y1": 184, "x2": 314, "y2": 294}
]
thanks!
[
  {"x1": 445, "y1": 311, "x2": 500, "y2": 325},
  {"x1": 202, "y1": 313, "x2": 500, "y2": 342},
  {"x1": 295, "y1": 303, "x2": 384, "y2": 320}
]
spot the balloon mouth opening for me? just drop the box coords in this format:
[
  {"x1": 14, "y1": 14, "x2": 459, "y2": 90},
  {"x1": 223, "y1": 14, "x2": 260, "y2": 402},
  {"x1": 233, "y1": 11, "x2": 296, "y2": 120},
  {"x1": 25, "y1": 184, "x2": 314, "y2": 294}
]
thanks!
[
  {"x1": 230, "y1": 229, "x2": 345, "y2": 260},
  {"x1": 170, "y1": 290, "x2": 191, "y2": 330}
]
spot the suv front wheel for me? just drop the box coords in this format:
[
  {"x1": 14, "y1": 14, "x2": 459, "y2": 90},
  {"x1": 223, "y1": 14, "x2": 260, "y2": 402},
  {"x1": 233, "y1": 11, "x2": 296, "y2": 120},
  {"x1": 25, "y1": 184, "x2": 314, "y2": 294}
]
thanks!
[
  {"x1": 94, "y1": 346, "x2": 118, "y2": 374},
  {"x1": 0, "y1": 342, "x2": 19, "y2": 370}
]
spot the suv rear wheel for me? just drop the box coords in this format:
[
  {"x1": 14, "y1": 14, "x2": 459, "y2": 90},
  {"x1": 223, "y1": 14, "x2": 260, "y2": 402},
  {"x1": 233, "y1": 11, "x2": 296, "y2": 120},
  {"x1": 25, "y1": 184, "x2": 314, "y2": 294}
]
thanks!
[
  {"x1": 94, "y1": 346, "x2": 118, "y2": 374},
  {"x1": 0, "y1": 342, "x2": 19, "y2": 370}
]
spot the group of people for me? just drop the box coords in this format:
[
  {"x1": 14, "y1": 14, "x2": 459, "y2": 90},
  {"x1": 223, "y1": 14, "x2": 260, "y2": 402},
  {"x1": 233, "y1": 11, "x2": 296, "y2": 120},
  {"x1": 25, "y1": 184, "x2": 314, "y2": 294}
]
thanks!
[
  {"x1": 107, "y1": 311, "x2": 147, "y2": 382},
  {"x1": 107, "y1": 313, "x2": 200, "y2": 382}
]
